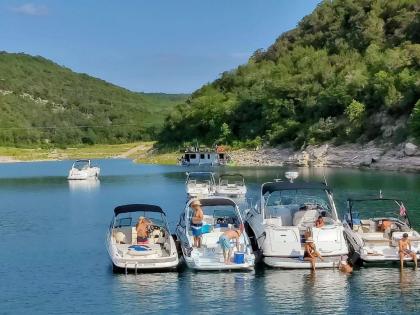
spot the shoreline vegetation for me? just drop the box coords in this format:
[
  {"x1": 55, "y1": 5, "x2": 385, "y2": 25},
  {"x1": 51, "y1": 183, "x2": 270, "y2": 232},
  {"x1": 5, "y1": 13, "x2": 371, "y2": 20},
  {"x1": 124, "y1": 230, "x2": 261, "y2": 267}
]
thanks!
[{"x1": 2, "y1": 141, "x2": 420, "y2": 172}]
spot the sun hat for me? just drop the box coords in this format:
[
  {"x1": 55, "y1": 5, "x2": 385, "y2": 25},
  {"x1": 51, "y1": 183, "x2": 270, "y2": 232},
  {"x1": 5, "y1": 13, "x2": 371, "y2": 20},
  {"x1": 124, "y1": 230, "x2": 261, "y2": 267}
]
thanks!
[{"x1": 191, "y1": 199, "x2": 202, "y2": 207}]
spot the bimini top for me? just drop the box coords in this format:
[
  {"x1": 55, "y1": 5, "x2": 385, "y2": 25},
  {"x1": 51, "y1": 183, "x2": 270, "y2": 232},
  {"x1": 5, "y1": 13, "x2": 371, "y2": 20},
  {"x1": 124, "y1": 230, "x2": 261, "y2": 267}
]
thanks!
[
  {"x1": 114, "y1": 204, "x2": 165, "y2": 216},
  {"x1": 189, "y1": 197, "x2": 237, "y2": 207},
  {"x1": 262, "y1": 181, "x2": 330, "y2": 195}
]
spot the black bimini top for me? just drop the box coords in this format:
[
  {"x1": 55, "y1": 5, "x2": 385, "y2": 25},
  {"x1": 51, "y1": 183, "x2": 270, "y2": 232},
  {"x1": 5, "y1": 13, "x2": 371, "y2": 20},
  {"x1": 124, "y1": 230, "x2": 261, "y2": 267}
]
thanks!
[
  {"x1": 262, "y1": 181, "x2": 330, "y2": 195},
  {"x1": 114, "y1": 204, "x2": 165, "y2": 216},
  {"x1": 193, "y1": 198, "x2": 237, "y2": 207}
]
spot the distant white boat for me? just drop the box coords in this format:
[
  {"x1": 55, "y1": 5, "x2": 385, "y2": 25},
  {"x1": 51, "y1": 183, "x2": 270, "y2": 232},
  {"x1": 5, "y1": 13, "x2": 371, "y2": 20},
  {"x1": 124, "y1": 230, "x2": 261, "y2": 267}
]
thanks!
[
  {"x1": 179, "y1": 146, "x2": 230, "y2": 166},
  {"x1": 176, "y1": 197, "x2": 255, "y2": 271},
  {"x1": 216, "y1": 173, "x2": 247, "y2": 197},
  {"x1": 67, "y1": 159, "x2": 100, "y2": 180},
  {"x1": 106, "y1": 204, "x2": 179, "y2": 272},
  {"x1": 185, "y1": 172, "x2": 216, "y2": 198}
]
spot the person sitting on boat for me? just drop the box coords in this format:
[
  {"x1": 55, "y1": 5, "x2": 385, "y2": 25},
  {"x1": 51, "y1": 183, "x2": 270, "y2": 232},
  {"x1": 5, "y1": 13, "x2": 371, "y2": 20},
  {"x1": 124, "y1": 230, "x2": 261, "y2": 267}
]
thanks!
[
  {"x1": 191, "y1": 199, "x2": 204, "y2": 248},
  {"x1": 136, "y1": 216, "x2": 152, "y2": 244},
  {"x1": 399, "y1": 233, "x2": 418, "y2": 269},
  {"x1": 304, "y1": 237, "x2": 324, "y2": 271},
  {"x1": 315, "y1": 215, "x2": 325, "y2": 228},
  {"x1": 219, "y1": 228, "x2": 242, "y2": 264}
]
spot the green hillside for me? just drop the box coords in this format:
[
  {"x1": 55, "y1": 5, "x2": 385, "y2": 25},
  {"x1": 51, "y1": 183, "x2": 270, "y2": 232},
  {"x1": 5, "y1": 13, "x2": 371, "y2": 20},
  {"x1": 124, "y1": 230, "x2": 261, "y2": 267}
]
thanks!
[
  {"x1": 0, "y1": 52, "x2": 187, "y2": 147},
  {"x1": 159, "y1": 0, "x2": 420, "y2": 148}
]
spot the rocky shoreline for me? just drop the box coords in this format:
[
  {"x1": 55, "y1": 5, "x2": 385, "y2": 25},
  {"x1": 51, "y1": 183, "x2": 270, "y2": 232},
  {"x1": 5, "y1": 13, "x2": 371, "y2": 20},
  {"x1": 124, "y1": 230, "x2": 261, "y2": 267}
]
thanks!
[{"x1": 230, "y1": 142, "x2": 420, "y2": 172}]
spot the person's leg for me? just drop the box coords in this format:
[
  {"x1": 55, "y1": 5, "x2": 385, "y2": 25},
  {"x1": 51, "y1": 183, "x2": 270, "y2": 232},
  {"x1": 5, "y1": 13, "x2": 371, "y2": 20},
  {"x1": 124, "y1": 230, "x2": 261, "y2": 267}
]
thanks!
[
  {"x1": 399, "y1": 252, "x2": 404, "y2": 269},
  {"x1": 311, "y1": 257, "x2": 316, "y2": 271},
  {"x1": 412, "y1": 252, "x2": 417, "y2": 269},
  {"x1": 223, "y1": 248, "x2": 228, "y2": 263},
  {"x1": 227, "y1": 248, "x2": 232, "y2": 264}
]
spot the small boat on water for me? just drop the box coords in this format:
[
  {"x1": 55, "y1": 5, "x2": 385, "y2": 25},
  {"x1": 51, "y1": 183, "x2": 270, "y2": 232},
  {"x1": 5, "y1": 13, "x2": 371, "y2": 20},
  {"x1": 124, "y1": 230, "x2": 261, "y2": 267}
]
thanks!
[
  {"x1": 343, "y1": 196, "x2": 420, "y2": 265},
  {"x1": 106, "y1": 204, "x2": 179, "y2": 272},
  {"x1": 185, "y1": 172, "x2": 216, "y2": 198},
  {"x1": 176, "y1": 197, "x2": 255, "y2": 271},
  {"x1": 67, "y1": 159, "x2": 100, "y2": 180},
  {"x1": 216, "y1": 173, "x2": 247, "y2": 197},
  {"x1": 245, "y1": 172, "x2": 348, "y2": 269},
  {"x1": 179, "y1": 145, "x2": 230, "y2": 166}
]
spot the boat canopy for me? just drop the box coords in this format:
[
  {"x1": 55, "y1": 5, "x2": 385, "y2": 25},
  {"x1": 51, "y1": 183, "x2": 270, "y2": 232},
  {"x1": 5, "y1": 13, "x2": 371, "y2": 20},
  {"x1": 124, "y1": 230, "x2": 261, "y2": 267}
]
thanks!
[
  {"x1": 114, "y1": 204, "x2": 165, "y2": 216},
  {"x1": 262, "y1": 182, "x2": 330, "y2": 195},
  {"x1": 191, "y1": 197, "x2": 237, "y2": 207}
]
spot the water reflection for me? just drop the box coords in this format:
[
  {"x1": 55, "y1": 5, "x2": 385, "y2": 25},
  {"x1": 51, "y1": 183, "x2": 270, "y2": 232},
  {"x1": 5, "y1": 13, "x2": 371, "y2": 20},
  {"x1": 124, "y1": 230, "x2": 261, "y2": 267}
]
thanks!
[
  {"x1": 263, "y1": 269, "x2": 349, "y2": 314},
  {"x1": 68, "y1": 179, "x2": 100, "y2": 192}
]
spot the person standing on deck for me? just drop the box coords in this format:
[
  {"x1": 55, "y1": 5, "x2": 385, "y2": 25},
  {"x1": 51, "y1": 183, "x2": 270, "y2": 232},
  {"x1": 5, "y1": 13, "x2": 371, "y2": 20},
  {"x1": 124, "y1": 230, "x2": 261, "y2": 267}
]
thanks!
[{"x1": 191, "y1": 199, "x2": 204, "y2": 248}]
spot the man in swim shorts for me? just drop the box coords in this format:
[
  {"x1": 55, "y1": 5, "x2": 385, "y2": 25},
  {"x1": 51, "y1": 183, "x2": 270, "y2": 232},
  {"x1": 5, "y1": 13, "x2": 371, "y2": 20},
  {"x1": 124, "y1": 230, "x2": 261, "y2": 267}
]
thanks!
[
  {"x1": 399, "y1": 233, "x2": 418, "y2": 269},
  {"x1": 219, "y1": 229, "x2": 241, "y2": 264},
  {"x1": 191, "y1": 199, "x2": 204, "y2": 248}
]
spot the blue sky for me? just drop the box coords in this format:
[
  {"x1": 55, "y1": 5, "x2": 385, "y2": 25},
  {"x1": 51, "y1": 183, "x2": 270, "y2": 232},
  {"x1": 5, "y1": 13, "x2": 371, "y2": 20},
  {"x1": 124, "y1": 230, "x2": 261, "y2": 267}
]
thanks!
[{"x1": 1, "y1": 0, "x2": 321, "y2": 93}]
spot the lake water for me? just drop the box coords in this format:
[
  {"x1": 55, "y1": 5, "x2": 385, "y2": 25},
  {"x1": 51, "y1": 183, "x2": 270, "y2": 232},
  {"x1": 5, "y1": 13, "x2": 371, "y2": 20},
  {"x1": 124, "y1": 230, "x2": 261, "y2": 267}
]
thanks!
[{"x1": 1, "y1": 159, "x2": 420, "y2": 314}]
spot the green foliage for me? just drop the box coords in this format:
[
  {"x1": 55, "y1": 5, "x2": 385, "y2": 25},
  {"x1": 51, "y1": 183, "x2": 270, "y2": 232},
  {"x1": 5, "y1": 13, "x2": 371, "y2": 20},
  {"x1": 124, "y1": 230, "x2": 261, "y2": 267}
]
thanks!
[
  {"x1": 158, "y1": 0, "x2": 420, "y2": 147},
  {"x1": 410, "y1": 99, "x2": 420, "y2": 139},
  {"x1": 0, "y1": 53, "x2": 187, "y2": 146}
]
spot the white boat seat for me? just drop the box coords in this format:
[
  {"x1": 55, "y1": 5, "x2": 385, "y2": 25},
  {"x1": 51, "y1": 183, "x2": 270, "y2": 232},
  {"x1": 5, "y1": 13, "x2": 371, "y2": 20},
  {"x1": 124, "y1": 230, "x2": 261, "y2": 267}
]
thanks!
[
  {"x1": 361, "y1": 233, "x2": 390, "y2": 243},
  {"x1": 293, "y1": 210, "x2": 319, "y2": 227}
]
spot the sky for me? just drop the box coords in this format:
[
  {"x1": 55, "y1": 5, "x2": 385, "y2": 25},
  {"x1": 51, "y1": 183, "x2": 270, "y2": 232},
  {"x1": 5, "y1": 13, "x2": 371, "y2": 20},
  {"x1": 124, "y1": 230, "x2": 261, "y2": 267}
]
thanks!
[{"x1": 1, "y1": 0, "x2": 321, "y2": 93}]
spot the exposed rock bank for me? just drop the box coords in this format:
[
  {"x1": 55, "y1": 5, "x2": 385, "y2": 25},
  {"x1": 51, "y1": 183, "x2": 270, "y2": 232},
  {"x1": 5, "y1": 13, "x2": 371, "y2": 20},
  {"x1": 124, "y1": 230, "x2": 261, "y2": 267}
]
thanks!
[{"x1": 230, "y1": 142, "x2": 420, "y2": 172}]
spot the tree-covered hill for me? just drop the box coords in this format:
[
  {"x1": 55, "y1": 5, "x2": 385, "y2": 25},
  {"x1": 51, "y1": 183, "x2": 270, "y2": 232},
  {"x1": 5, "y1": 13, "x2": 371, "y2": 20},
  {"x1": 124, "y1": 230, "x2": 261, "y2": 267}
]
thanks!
[
  {"x1": 0, "y1": 52, "x2": 187, "y2": 146},
  {"x1": 159, "y1": 0, "x2": 420, "y2": 149}
]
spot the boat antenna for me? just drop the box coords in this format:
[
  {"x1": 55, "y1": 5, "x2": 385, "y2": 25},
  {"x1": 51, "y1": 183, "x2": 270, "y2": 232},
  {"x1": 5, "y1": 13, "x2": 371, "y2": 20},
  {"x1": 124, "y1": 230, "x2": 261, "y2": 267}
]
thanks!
[{"x1": 322, "y1": 166, "x2": 328, "y2": 186}]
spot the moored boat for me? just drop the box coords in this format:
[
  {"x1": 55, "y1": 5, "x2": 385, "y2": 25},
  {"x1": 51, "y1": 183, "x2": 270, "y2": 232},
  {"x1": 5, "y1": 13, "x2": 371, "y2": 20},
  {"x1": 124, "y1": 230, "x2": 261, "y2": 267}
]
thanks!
[
  {"x1": 343, "y1": 196, "x2": 420, "y2": 265},
  {"x1": 176, "y1": 197, "x2": 255, "y2": 271},
  {"x1": 185, "y1": 172, "x2": 216, "y2": 198},
  {"x1": 215, "y1": 173, "x2": 247, "y2": 197},
  {"x1": 106, "y1": 204, "x2": 179, "y2": 272},
  {"x1": 245, "y1": 172, "x2": 348, "y2": 269},
  {"x1": 67, "y1": 159, "x2": 100, "y2": 180}
]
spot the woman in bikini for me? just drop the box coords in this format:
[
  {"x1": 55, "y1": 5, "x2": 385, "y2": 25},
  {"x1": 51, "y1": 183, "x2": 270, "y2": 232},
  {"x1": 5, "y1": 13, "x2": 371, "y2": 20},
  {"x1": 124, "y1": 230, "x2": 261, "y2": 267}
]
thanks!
[{"x1": 304, "y1": 237, "x2": 324, "y2": 271}]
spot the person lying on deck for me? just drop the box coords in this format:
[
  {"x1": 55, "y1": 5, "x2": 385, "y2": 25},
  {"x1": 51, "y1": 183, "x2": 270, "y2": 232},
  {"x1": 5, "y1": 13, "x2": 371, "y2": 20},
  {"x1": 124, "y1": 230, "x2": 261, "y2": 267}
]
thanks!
[
  {"x1": 136, "y1": 217, "x2": 152, "y2": 244},
  {"x1": 304, "y1": 237, "x2": 324, "y2": 271},
  {"x1": 219, "y1": 229, "x2": 241, "y2": 264},
  {"x1": 399, "y1": 233, "x2": 418, "y2": 269}
]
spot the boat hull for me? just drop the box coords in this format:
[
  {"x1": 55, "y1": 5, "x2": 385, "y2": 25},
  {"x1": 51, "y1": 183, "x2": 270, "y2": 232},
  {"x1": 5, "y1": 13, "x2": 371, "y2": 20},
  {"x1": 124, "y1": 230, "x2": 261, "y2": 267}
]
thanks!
[{"x1": 264, "y1": 256, "x2": 342, "y2": 269}]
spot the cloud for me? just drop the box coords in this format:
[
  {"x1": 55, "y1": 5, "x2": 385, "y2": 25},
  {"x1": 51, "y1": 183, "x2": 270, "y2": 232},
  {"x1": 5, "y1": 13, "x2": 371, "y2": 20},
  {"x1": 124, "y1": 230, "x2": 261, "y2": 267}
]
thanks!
[{"x1": 11, "y1": 3, "x2": 49, "y2": 16}]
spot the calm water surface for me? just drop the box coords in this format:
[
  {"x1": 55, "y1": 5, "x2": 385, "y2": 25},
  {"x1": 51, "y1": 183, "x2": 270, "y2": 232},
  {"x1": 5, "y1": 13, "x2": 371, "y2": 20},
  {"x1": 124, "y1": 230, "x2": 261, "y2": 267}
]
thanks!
[{"x1": 1, "y1": 160, "x2": 420, "y2": 314}]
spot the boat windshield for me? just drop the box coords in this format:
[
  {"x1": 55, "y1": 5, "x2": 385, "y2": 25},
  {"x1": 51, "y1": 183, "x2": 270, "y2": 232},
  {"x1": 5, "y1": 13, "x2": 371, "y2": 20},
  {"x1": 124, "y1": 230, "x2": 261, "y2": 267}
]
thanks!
[
  {"x1": 219, "y1": 175, "x2": 244, "y2": 186},
  {"x1": 114, "y1": 211, "x2": 166, "y2": 229},
  {"x1": 349, "y1": 199, "x2": 410, "y2": 224},
  {"x1": 264, "y1": 189, "x2": 331, "y2": 219},
  {"x1": 73, "y1": 160, "x2": 90, "y2": 170},
  {"x1": 187, "y1": 173, "x2": 214, "y2": 184},
  {"x1": 189, "y1": 204, "x2": 241, "y2": 227}
]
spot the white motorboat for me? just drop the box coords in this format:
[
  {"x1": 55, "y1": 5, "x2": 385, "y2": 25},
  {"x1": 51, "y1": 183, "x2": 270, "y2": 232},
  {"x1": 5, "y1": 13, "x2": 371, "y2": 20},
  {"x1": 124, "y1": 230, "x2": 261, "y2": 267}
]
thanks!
[
  {"x1": 216, "y1": 174, "x2": 247, "y2": 197},
  {"x1": 185, "y1": 172, "x2": 216, "y2": 198},
  {"x1": 67, "y1": 159, "x2": 100, "y2": 180},
  {"x1": 245, "y1": 172, "x2": 348, "y2": 269},
  {"x1": 343, "y1": 196, "x2": 420, "y2": 265},
  {"x1": 106, "y1": 204, "x2": 179, "y2": 272},
  {"x1": 176, "y1": 197, "x2": 255, "y2": 271}
]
